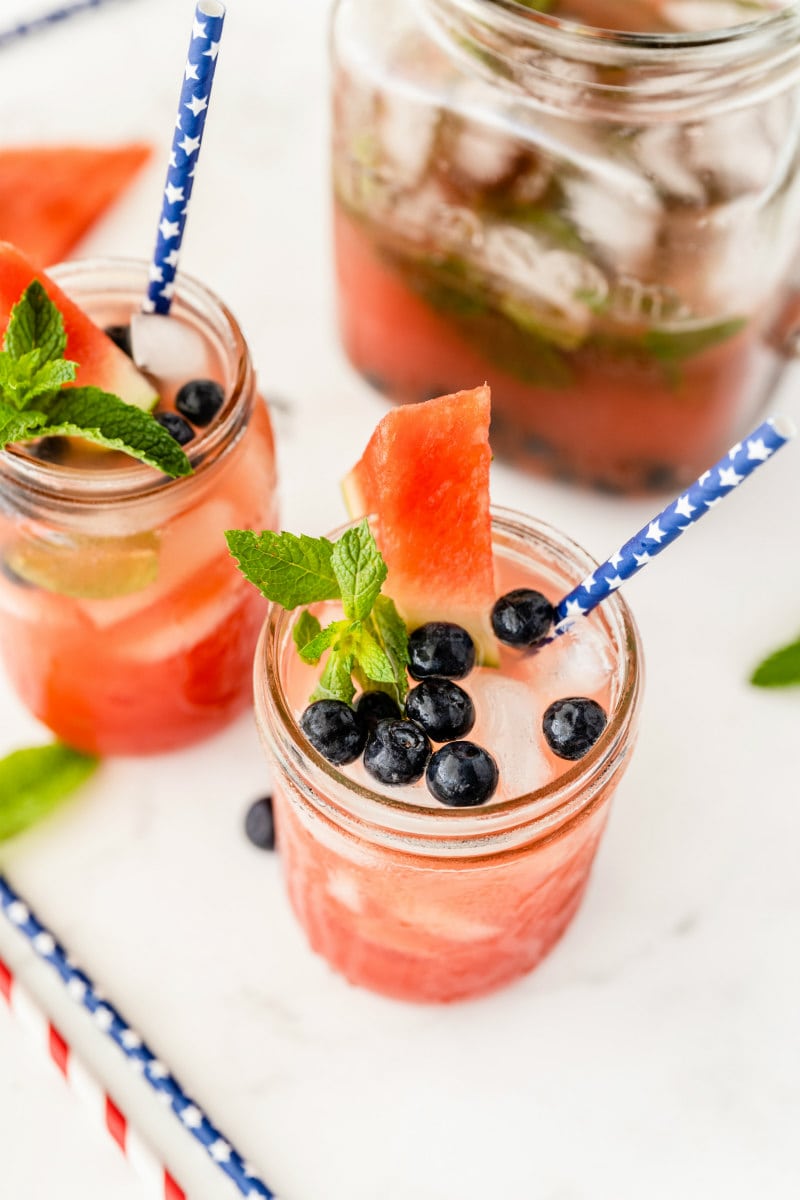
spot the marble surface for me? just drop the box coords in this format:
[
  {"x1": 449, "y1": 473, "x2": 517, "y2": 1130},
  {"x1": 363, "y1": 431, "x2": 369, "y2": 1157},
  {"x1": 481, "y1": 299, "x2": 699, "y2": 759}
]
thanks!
[{"x1": 1, "y1": 1, "x2": 799, "y2": 1197}]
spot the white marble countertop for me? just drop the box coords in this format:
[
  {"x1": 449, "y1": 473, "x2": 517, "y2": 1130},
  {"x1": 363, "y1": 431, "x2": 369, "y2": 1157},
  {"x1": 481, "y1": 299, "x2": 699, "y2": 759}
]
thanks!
[{"x1": 1, "y1": 1, "x2": 799, "y2": 1197}]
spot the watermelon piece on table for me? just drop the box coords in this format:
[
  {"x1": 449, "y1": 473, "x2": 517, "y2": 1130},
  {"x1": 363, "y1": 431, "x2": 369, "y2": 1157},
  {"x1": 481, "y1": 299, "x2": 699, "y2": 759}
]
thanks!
[
  {"x1": 342, "y1": 385, "x2": 499, "y2": 664},
  {"x1": 0, "y1": 241, "x2": 158, "y2": 411},
  {"x1": 0, "y1": 144, "x2": 151, "y2": 266}
]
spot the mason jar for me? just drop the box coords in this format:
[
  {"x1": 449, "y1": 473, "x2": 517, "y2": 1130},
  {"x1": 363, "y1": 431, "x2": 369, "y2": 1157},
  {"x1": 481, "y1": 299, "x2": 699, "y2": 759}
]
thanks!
[
  {"x1": 331, "y1": 0, "x2": 800, "y2": 492},
  {"x1": 255, "y1": 509, "x2": 643, "y2": 1004},
  {"x1": 0, "y1": 259, "x2": 278, "y2": 756}
]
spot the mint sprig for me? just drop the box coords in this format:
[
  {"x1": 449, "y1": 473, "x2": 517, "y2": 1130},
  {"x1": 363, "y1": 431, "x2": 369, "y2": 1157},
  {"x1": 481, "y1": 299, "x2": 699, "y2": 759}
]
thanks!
[
  {"x1": 227, "y1": 519, "x2": 410, "y2": 706},
  {"x1": 0, "y1": 741, "x2": 98, "y2": 843},
  {"x1": 0, "y1": 282, "x2": 191, "y2": 478},
  {"x1": 751, "y1": 634, "x2": 800, "y2": 688}
]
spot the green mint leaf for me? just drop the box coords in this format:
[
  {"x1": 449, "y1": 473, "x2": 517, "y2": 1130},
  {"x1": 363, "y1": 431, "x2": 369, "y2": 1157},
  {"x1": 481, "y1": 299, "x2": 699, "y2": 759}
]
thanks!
[
  {"x1": 643, "y1": 318, "x2": 746, "y2": 366},
  {"x1": 331, "y1": 519, "x2": 387, "y2": 621},
  {"x1": 24, "y1": 356, "x2": 78, "y2": 403},
  {"x1": 751, "y1": 636, "x2": 800, "y2": 688},
  {"x1": 364, "y1": 594, "x2": 410, "y2": 704},
  {"x1": 0, "y1": 400, "x2": 48, "y2": 446},
  {"x1": 225, "y1": 529, "x2": 340, "y2": 609},
  {"x1": 3, "y1": 281, "x2": 67, "y2": 363},
  {"x1": 311, "y1": 649, "x2": 356, "y2": 705},
  {"x1": 298, "y1": 621, "x2": 340, "y2": 665},
  {"x1": 353, "y1": 626, "x2": 395, "y2": 683},
  {"x1": 0, "y1": 742, "x2": 98, "y2": 843},
  {"x1": 293, "y1": 610, "x2": 322, "y2": 654},
  {"x1": 37, "y1": 387, "x2": 192, "y2": 478}
]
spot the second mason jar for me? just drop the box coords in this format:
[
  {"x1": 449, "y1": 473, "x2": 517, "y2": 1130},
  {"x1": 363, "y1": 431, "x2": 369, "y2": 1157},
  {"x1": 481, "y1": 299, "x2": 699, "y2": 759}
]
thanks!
[
  {"x1": 331, "y1": 0, "x2": 800, "y2": 491},
  {"x1": 0, "y1": 259, "x2": 278, "y2": 756}
]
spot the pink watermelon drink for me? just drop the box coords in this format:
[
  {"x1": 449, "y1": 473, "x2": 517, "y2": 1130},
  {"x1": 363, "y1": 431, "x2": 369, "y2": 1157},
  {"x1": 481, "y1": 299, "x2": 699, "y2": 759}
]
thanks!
[
  {"x1": 240, "y1": 389, "x2": 642, "y2": 1002},
  {"x1": 331, "y1": 0, "x2": 800, "y2": 492},
  {"x1": 0, "y1": 254, "x2": 278, "y2": 755}
]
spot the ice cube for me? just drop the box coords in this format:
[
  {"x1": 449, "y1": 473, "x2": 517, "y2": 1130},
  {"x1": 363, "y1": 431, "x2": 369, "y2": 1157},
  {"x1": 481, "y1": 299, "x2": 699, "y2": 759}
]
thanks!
[
  {"x1": 378, "y1": 93, "x2": 438, "y2": 189},
  {"x1": 442, "y1": 80, "x2": 523, "y2": 192},
  {"x1": 563, "y1": 173, "x2": 662, "y2": 276},
  {"x1": 662, "y1": 1, "x2": 771, "y2": 31},
  {"x1": 686, "y1": 110, "x2": 780, "y2": 197},
  {"x1": 326, "y1": 870, "x2": 364, "y2": 914},
  {"x1": 483, "y1": 223, "x2": 608, "y2": 334},
  {"x1": 527, "y1": 624, "x2": 613, "y2": 703},
  {"x1": 130, "y1": 313, "x2": 210, "y2": 383},
  {"x1": 468, "y1": 672, "x2": 553, "y2": 801},
  {"x1": 636, "y1": 125, "x2": 706, "y2": 204}
]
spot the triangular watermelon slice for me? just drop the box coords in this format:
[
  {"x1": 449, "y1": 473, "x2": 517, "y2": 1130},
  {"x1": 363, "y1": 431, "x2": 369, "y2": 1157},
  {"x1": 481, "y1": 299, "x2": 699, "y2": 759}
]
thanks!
[
  {"x1": 0, "y1": 144, "x2": 151, "y2": 266},
  {"x1": 0, "y1": 242, "x2": 158, "y2": 411},
  {"x1": 343, "y1": 385, "x2": 499, "y2": 664}
]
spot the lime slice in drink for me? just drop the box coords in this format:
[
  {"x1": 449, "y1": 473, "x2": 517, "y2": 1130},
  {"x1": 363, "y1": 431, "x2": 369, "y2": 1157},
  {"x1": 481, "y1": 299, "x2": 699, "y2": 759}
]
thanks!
[{"x1": 5, "y1": 531, "x2": 160, "y2": 599}]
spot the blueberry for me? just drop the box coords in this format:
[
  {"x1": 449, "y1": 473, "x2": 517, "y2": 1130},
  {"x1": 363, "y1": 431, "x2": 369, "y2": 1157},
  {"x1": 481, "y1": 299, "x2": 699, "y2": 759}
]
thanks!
[
  {"x1": 542, "y1": 697, "x2": 607, "y2": 761},
  {"x1": 363, "y1": 719, "x2": 431, "y2": 786},
  {"x1": 175, "y1": 379, "x2": 225, "y2": 427},
  {"x1": 32, "y1": 436, "x2": 68, "y2": 464},
  {"x1": 405, "y1": 678, "x2": 475, "y2": 742},
  {"x1": 244, "y1": 795, "x2": 276, "y2": 851},
  {"x1": 426, "y1": 741, "x2": 499, "y2": 807},
  {"x1": 104, "y1": 324, "x2": 133, "y2": 358},
  {"x1": 356, "y1": 690, "x2": 401, "y2": 734},
  {"x1": 155, "y1": 411, "x2": 195, "y2": 445},
  {"x1": 300, "y1": 700, "x2": 365, "y2": 765},
  {"x1": 491, "y1": 588, "x2": 555, "y2": 647},
  {"x1": 408, "y1": 622, "x2": 475, "y2": 680}
]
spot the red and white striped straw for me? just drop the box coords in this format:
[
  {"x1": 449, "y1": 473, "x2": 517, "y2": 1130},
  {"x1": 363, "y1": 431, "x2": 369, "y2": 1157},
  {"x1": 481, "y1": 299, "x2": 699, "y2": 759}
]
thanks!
[{"x1": 0, "y1": 954, "x2": 187, "y2": 1200}]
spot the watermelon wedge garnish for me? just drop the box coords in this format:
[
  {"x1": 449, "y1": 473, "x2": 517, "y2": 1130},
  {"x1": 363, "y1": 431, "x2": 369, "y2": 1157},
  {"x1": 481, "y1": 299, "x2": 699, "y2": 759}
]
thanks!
[
  {"x1": 342, "y1": 385, "x2": 499, "y2": 664},
  {"x1": 0, "y1": 242, "x2": 158, "y2": 411},
  {"x1": 0, "y1": 144, "x2": 151, "y2": 266}
]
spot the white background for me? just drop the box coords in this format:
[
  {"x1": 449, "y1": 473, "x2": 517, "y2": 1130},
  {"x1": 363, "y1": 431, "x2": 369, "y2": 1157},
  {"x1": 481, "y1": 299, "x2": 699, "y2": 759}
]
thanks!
[{"x1": 0, "y1": 1, "x2": 799, "y2": 1198}]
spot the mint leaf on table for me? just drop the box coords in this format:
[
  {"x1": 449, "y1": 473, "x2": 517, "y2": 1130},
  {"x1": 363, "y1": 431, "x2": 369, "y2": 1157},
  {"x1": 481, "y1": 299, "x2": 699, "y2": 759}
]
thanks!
[
  {"x1": 0, "y1": 282, "x2": 191, "y2": 478},
  {"x1": 3, "y1": 280, "x2": 67, "y2": 363},
  {"x1": 0, "y1": 742, "x2": 98, "y2": 843},
  {"x1": 37, "y1": 387, "x2": 192, "y2": 479},
  {"x1": 331, "y1": 519, "x2": 387, "y2": 621},
  {"x1": 226, "y1": 529, "x2": 340, "y2": 609},
  {"x1": 751, "y1": 636, "x2": 800, "y2": 688},
  {"x1": 227, "y1": 524, "x2": 410, "y2": 707}
]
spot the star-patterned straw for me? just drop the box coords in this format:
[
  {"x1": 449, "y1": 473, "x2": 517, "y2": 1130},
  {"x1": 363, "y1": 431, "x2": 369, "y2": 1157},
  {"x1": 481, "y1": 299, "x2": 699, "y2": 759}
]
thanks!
[
  {"x1": 553, "y1": 415, "x2": 795, "y2": 631},
  {"x1": 145, "y1": 0, "x2": 226, "y2": 314},
  {"x1": 0, "y1": 0, "x2": 133, "y2": 50},
  {"x1": 0, "y1": 874, "x2": 277, "y2": 1199}
]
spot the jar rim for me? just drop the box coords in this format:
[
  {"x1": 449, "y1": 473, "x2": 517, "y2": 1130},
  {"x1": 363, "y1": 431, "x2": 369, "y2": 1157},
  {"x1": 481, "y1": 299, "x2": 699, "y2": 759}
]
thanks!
[
  {"x1": 448, "y1": 0, "x2": 800, "y2": 52},
  {"x1": 0, "y1": 257, "x2": 253, "y2": 505},
  {"x1": 255, "y1": 507, "x2": 643, "y2": 850}
]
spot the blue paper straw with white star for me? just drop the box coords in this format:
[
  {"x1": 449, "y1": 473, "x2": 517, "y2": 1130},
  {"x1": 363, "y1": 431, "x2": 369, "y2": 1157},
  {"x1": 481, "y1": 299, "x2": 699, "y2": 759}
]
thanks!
[
  {"x1": 0, "y1": 873, "x2": 277, "y2": 1198},
  {"x1": 0, "y1": 0, "x2": 130, "y2": 50},
  {"x1": 554, "y1": 416, "x2": 795, "y2": 630},
  {"x1": 145, "y1": 0, "x2": 225, "y2": 314}
]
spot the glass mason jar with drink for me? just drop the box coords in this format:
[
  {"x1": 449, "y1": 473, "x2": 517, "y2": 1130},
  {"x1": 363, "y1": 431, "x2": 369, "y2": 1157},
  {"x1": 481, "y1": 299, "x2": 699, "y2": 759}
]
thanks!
[
  {"x1": 0, "y1": 257, "x2": 278, "y2": 756},
  {"x1": 331, "y1": 0, "x2": 800, "y2": 491},
  {"x1": 254, "y1": 507, "x2": 642, "y2": 1003}
]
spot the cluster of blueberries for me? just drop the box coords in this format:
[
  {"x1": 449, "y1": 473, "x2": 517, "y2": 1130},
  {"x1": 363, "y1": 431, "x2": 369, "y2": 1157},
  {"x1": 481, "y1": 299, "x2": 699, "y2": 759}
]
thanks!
[
  {"x1": 299, "y1": 588, "x2": 609, "y2": 808},
  {"x1": 106, "y1": 323, "x2": 225, "y2": 446}
]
